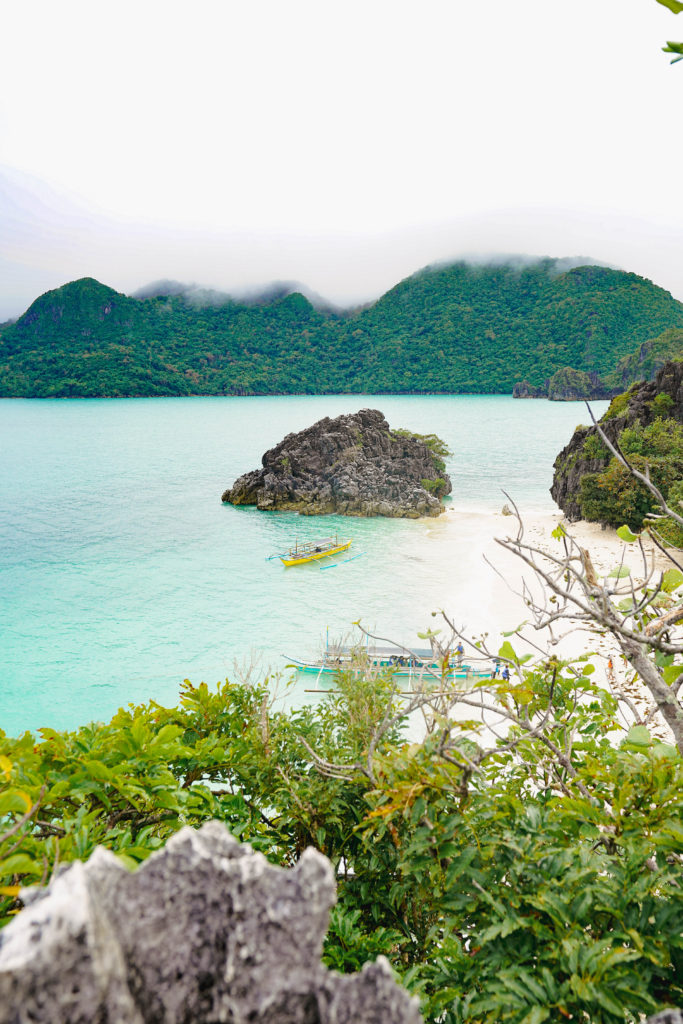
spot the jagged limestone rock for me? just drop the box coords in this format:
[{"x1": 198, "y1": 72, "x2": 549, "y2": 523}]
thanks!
[
  {"x1": 222, "y1": 408, "x2": 451, "y2": 517},
  {"x1": 550, "y1": 359, "x2": 683, "y2": 520},
  {"x1": 0, "y1": 821, "x2": 422, "y2": 1024}
]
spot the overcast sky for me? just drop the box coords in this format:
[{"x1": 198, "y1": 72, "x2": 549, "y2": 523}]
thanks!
[{"x1": 1, "y1": 0, "x2": 682, "y2": 320}]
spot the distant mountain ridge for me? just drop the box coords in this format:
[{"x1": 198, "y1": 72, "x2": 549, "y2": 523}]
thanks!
[{"x1": 2, "y1": 259, "x2": 683, "y2": 397}]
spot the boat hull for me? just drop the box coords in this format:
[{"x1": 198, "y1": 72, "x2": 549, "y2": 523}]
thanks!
[
  {"x1": 289, "y1": 659, "x2": 492, "y2": 681},
  {"x1": 281, "y1": 540, "x2": 352, "y2": 566}
]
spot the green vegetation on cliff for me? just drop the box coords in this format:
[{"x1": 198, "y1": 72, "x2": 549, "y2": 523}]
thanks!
[
  {"x1": 2, "y1": 260, "x2": 683, "y2": 397},
  {"x1": 552, "y1": 359, "x2": 683, "y2": 535},
  {"x1": 580, "y1": 417, "x2": 683, "y2": 530},
  {"x1": 612, "y1": 326, "x2": 683, "y2": 390}
]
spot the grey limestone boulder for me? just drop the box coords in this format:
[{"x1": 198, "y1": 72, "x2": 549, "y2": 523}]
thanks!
[
  {"x1": 222, "y1": 408, "x2": 451, "y2": 518},
  {"x1": 0, "y1": 820, "x2": 422, "y2": 1024}
]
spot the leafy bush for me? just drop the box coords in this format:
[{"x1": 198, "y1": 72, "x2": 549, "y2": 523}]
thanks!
[
  {"x1": 1, "y1": 661, "x2": 682, "y2": 1023},
  {"x1": 582, "y1": 432, "x2": 610, "y2": 460},
  {"x1": 603, "y1": 391, "x2": 631, "y2": 421},
  {"x1": 652, "y1": 392, "x2": 675, "y2": 418},
  {"x1": 420, "y1": 477, "x2": 447, "y2": 495}
]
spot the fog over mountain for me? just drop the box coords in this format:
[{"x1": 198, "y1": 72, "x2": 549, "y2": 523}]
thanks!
[
  {"x1": 4, "y1": 258, "x2": 683, "y2": 400},
  {"x1": 131, "y1": 279, "x2": 340, "y2": 312},
  {"x1": 3, "y1": 161, "x2": 683, "y2": 324}
]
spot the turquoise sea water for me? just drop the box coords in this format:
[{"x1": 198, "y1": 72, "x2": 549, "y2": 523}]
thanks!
[{"x1": 0, "y1": 395, "x2": 607, "y2": 737}]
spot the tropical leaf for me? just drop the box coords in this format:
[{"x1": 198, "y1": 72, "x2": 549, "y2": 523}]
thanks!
[{"x1": 655, "y1": 0, "x2": 683, "y2": 14}]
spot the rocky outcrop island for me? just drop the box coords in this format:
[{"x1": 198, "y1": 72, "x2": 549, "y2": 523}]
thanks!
[
  {"x1": 551, "y1": 359, "x2": 683, "y2": 527},
  {"x1": 222, "y1": 408, "x2": 452, "y2": 517}
]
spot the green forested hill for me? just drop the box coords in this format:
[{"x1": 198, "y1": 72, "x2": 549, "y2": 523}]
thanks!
[
  {"x1": 352, "y1": 261, "x2": 683, "y2": 393},
  {"x1": 2, "y1": 259, "x2": 683, "y2": 397}
]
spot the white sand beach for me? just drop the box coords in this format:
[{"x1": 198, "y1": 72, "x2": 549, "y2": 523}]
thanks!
[{"x1": 417, "y1": 505, "x2": 676, "y2": 740}]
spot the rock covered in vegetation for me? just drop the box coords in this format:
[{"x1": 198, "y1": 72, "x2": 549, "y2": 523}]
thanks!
[
  {"x1": 615, "y1": 326, "x2": 683, "y2": 389},
  {"x1": 514, "y1": 367, "x2": 616, "y2": 401},
  {"x1": 0, "y1": 820, "x2": 422, "y2": 1024},
  {"x1": 222, "y1": 408, "x2": 451, "y2": 517},
  {"x1": 551, "y1": 359, "x2": 683, "y2": 522}
]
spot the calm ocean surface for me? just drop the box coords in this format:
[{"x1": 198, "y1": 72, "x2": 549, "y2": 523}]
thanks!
[{"x1": 0, "y1": 395, "x2": 607, "y2": 737}]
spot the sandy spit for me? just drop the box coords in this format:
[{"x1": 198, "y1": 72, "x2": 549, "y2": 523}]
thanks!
[{"x1": 422, "y1": 505, "x2": 676, "y2": 741}]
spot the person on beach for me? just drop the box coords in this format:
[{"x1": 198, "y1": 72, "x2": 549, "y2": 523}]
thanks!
[{"x1": 456, "y1": 642, "x2": 464, "y2": 666}]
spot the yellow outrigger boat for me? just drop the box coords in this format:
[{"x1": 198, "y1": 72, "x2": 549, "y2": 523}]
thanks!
[{"x1": 279, "y1": 535, "x2": 352, "y2": 567}]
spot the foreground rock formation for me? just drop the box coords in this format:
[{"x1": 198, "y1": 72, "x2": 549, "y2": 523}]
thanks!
[
  {"x1": 551, "y1": 359, "x2": 683, "y2": 520},
  {"x1": 0, "y1": 821, "x2": 421, "y2": 1024},
  {"x1": 222, "y1": 408, "x2": 451, "y2": 517}
]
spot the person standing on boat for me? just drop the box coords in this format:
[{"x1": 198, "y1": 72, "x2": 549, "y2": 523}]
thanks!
[{"x1": 455, "y1": 641, "x2": 464, "y2": 666}]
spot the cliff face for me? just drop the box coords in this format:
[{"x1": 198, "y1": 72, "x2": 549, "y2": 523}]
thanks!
[
  {"x1": 550, "y1": 419, "x2": 624, "y2": 520},
  {"x1": 222, "y1": 408, "x2": 451, "y2": 518},
  {"x1": 550, "y1": 360, "x2": 683, "y2": 520}
]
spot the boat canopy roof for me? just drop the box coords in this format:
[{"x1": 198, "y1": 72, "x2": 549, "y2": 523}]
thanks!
[{"x1": 328, "y1": 644, "x2": 438, "y2": 660}]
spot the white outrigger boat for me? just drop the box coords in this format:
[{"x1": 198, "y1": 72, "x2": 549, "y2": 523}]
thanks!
[{"x1": 286, "y1": 642, "x2": 494, "y2": 684}]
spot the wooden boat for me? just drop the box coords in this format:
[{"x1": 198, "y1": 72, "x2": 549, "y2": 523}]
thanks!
[
  {"x1": 286, "y1": 643, "x2": 493, "y2": 682},
  {"x1": 279, "y1": 535, "x2": 352, "y2": 567}
]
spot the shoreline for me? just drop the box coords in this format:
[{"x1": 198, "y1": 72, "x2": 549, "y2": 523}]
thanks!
[{"x1": 426, "y1": 504, "x2": 674, "y2": 740}]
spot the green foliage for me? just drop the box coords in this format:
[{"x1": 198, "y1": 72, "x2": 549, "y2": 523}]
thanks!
[
  {"x1": 612, "y1": 331, "x2": 683, "y2": 390},
  {"x1": 582, "y1": 433, "x2": 610, "y2": 460},
  {"x1": 652, "y1": 479, "x2": 683, "y2": 547},
  {"x1": 603, "y1": 391, "x2": 631, "y2": 420},
  {"x1": 620, "y1": 417, "x2": 683, "y2": 459},
  {"x1": 546, "y1": 366, "x2": 607, "y2": 400},
  {"x1": 580, "y1": 459, "x2": 656, "y2": 530},
  {"x1": 1, "y1": 660, "x2": 682, "y2": 1024},
  {"x1": 652, "y1": 392, "x2": 676, "y2": 418},
  {"x1": 3, "y1": 262, "x2": 683, "y2": 397},
  {"x1": 664, "y1": 39, "x2": 683, "y2": 61},
  {"x1": 421, "y1": 477, "x2": 447, "y2": 495},
  {"x1": 655, "y1": 0, "x2": 683, "y2": 61},
  {"x1": 389, "y1": 428, "x2": 451, "y2": 495},
  {"x1": 578, "y1": 419, "x2": 683, "y2": 529}
]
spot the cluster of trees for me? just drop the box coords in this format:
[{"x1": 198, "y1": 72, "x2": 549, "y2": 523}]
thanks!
[{"x1": 2, "y1": 261, "x2": 683, "y2": 398}]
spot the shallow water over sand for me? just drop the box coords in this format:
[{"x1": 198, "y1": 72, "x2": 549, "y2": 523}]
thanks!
[{"x1": 0, "y1": 395, "x2": 607, "y2": 736}]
